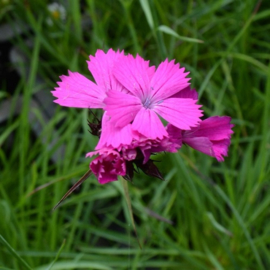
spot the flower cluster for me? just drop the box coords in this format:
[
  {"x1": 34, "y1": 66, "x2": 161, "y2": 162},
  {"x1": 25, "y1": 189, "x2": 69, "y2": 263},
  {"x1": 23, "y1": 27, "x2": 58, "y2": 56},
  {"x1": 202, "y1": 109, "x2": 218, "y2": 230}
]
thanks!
[{"x1": 52, "y1": 49, "x2": 233, "y2": 184}]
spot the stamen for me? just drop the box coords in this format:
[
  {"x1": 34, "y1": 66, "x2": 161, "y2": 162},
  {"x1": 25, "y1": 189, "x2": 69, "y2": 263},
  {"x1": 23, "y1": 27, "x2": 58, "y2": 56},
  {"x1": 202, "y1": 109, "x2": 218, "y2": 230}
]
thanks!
[{"x1": 142, "y1": 96, "x2": 152, "y2": 109}]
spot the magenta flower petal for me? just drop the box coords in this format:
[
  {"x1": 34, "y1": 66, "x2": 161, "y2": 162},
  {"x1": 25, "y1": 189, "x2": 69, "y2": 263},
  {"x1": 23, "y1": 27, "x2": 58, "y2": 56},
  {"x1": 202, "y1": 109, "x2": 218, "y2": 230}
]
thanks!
[
  {"x1": 183, "y1": 137, "x2": 231, "y2": 162},
  {"x1": 211, "y1": 139, "x2": 231, "y2": 162},
  {"x1": 182, "y1": 116, "x2": 234, "y2": 161},
  {"x1": 51, "y1": 71, "x2": 106, "y2": 108},
  {"x1": 87, "y1": 49, "x2": 125, "y2": 92},
  {"x1": 150, "y1": 59, "x2": 190, "y2": 101},
  {"x1": 52, "y1": 49, "x2": 125, "y2": 109},
  {"x1": 139, "y1": 139, "x2": 179, "y2": 163},
  {"x1": 132, "y1": 108, "x2": 168, "y2": 139},
  {"x1": 86, "y1": 149, "x2": 126, "y2": 184},
  {"x1": 113, "y1": 54, "x2": 155, "y2": 97},
  {"x1": 122, "y1": 148, "x2": 137, "y2": 161},
  {"x1": 166, "y1": 124, "x2": 183, "y2": 150},
  {"x1": 154, "y1": 98, "x2": 203, "y2": 130},
  {"x1": 183, "y1": 137, "x2": 214, "y2": 156},
  {"x1": 96, "y1": 112, "x2": 134, "y2": 149},
  {"x1": 171, "y1": 86, "x2": 198, "y2": 100},
  {"x1": 104, "y1": 90, "x2": 141, "y2": 128},
  {"x1": 184, "y1": 116, "x2": 234, "y2": 140}
]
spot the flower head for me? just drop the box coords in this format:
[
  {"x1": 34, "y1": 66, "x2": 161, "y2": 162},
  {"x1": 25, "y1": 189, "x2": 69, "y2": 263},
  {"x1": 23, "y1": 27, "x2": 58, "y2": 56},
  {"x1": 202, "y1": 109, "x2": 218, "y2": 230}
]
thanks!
[
  {"x1": 51, "y1": 49, "x2": 234, "y2": 186},
  {"x1": 168, "y1": 116, "x2": 234, "y2": 162},
  {"x1": 47, "y1": 3, "x2": 66, "y2": 26},
  {"x1": 104, "y1": 54, "x2": 203, "y2": 140},
  {"x1": 86, "y1": 149, "x2": 126, "y2": 184}
]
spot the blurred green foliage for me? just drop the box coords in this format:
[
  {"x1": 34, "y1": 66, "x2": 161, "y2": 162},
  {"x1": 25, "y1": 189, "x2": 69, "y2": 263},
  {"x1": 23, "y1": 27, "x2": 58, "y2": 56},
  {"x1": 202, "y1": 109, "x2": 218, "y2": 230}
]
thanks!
[{"x1": 0, "y1": 0, "x2": 270, "y2": 269}]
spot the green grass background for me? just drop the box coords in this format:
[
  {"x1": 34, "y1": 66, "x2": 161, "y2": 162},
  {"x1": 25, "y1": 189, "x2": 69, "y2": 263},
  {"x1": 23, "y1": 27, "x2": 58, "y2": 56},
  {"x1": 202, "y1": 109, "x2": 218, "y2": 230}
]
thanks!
[{"x1": 1, "y1": 0, "x2": 270, "y2": 269}]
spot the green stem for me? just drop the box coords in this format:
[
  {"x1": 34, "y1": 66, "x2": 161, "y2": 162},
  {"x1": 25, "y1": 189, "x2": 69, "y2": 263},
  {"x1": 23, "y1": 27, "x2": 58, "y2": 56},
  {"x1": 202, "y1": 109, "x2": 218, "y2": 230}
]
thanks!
[{"x1": 120, "y1": 177, "x2": 141, "y2": 249}]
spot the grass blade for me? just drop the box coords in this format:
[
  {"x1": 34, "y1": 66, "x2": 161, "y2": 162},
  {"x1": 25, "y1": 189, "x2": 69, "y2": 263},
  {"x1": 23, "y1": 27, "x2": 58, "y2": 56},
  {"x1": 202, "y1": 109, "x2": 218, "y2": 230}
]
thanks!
[
  {"x1": 158, "y1": 25, "x2": 204, "y2": 43},
  {"x1": 120, "y1": 177, "x2": 141, "y2": 249},
  {"x1": 0, "y1": 234, "x2": 33, "y2": 270}
]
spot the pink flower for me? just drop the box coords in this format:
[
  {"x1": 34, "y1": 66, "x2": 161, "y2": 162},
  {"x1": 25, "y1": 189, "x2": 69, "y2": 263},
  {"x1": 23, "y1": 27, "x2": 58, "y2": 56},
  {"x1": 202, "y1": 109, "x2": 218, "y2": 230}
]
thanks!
[
  {"x1": 51, "y1": 48, "x2": 234, "y2": 185},
  {"x1": 87, "y1": 140, "x2": 170, "y2": 182},
  {"x1": 51, "y1": 49, "x2": 124, "y2": 109},
  {"x1": 104, "y1": 54, "x2": 203, "y2": 140},
  {"x1": 121, "y1": 135, "x2": 181, "y2": 164},
  {"x1": 96, "y1": 113, "x2": 182, "y2": 164},
  {"x1": 86, "y1": 149, "x2": 126, "y2": 184},
  {"x1": 168, "y1": 116, "x2": 234, "y2": 162}
]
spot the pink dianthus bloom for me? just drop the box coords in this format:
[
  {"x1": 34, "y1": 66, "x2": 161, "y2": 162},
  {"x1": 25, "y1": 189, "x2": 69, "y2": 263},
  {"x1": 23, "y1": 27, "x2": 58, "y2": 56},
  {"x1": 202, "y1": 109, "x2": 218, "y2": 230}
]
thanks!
[
  {"x1": 87, "y1": 135, "x2": 177, "y2": 183},
  {"x1": 167, "y1": 116, "x2": 234, "y2": 162},
  {"x1": 104, "y1": 54, "x2": 203, "y2": 140},
  {"x1": 86, "y1": 149, "x2": 126, "y2": 184},
  {"x1": 51, "y1": 49, "x2": 234, "y2": 185},
  {"x1": 51, "y1": 49, "x2": 124, "y2": 109},
  {"x1": 121, "y1": 133, "x2": 181, "y2": 164},
  {"x1": 97, "y1": 85, "x2": 200, "y2": 150},
  {"x1": 95, "y1": 112, "x2": 181, "y2": 158},
  {"x1": 87, "y1": 120, "x2": 183, "y2": 183}
]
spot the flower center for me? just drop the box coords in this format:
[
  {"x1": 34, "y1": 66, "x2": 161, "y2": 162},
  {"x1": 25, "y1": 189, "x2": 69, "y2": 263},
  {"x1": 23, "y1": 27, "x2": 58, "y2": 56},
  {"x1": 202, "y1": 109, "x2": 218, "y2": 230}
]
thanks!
[{"x1": 142, "y1": 96, "x2": 152, "y2": 109}]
